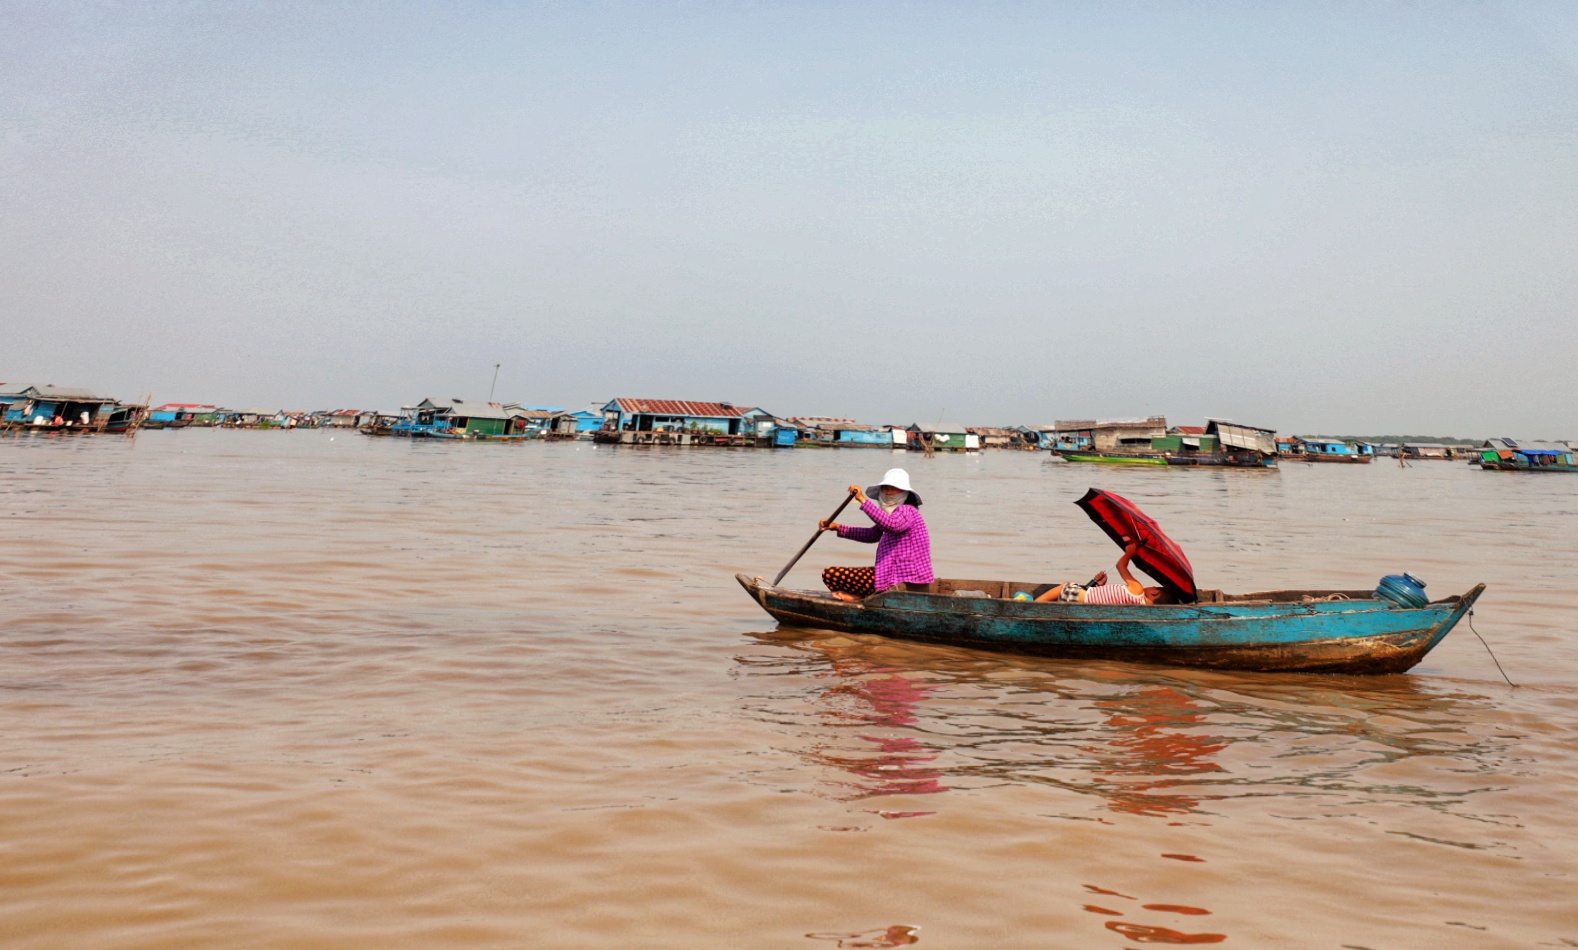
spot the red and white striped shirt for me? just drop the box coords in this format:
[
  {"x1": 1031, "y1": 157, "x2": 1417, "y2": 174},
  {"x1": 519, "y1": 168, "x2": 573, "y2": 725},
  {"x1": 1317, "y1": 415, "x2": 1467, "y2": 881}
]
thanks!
[{"x1": 1083, "y1": 582, "x2": 1147, "y2": 605}]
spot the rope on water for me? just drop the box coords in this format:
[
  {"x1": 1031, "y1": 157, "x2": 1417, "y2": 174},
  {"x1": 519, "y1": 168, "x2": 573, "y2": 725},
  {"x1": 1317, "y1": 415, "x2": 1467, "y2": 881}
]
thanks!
[{"x1": 1467, "y1": 609, "x2": 1516, "y2": 688}]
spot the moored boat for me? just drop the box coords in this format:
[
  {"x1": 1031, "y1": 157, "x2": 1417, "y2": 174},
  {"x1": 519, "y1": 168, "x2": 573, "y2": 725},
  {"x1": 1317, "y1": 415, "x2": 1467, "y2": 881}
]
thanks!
[
  {"x1": 1163, "y1": 452, "x2": 1276, "y2": 468},
  {"x1": 1057, "y1": 452, "x2": 1169, "y2": 465},
  {"x1": 1282, "y1": 437, "x2": 1374, "y2": 464},
  {"x1": 735, "y1": 574, "x2": 1484, "y2": 674},
  {"x1": 1477, "y1": 439, "x2": 1578, "y2": 473}
]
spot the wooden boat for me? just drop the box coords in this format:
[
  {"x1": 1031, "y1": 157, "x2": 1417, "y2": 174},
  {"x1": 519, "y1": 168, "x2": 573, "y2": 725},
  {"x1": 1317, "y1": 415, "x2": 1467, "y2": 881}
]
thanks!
[
  {"x1": 1163, "y1": 452, "x2": 1277, "y2": 468},
  {"x1": 420, "y1": 428, "x2": 533, "y2": 442},
  {"x1": 1057, "y1": 451, "x2": 1276, "y2": 469},
  {"x1": 359, "y1": 421, "x2": 533, "y2": 441},
  {"x1": 1057, "y1": 452, "x2": 1170, "y2": 466},
  {"x1": 736, "y1": 574, "x2": 1485, "y2": 674}
]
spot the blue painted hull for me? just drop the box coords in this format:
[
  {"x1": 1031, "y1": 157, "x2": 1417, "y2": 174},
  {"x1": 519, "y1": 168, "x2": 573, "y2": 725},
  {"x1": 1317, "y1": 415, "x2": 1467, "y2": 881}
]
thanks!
[{"x1": 736, "y1": 574, "x2": 1485, "y2": 674}]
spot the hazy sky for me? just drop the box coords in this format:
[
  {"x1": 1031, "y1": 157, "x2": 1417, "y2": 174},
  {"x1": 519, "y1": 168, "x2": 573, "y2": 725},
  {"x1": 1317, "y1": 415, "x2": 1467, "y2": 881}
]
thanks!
[{"x1": 3, "y1": 2, "x2": 1575, "y2": 434}]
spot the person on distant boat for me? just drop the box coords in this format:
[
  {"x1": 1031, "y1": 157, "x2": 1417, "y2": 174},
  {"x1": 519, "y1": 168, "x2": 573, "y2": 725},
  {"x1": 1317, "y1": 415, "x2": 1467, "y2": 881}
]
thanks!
[
  {"x1": 1035, "y1": 540, "x2": 1175, "y2": 605},
  {"x1": 819, "y1": 468, "x2": 934, "y2": 602}
]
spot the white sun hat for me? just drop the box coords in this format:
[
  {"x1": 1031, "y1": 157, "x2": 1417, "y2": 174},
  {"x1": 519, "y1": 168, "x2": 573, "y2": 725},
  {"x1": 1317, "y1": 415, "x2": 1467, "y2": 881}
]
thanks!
[{"x1": 866, "y1": 468, "x2": 922, "y2": 507}]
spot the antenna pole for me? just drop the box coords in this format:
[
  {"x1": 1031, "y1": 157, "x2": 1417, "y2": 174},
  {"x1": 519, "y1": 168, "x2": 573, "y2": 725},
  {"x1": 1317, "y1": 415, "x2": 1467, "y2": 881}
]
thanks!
[{"x1": 488, "y1": 363, "x2": 501, "y2": 402}]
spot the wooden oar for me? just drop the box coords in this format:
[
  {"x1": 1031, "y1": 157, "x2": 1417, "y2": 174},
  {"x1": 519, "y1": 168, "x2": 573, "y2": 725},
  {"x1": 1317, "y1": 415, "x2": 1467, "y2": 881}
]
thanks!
[{"x1": 772, "y1": 489, "x2": 859, "y2": 586}]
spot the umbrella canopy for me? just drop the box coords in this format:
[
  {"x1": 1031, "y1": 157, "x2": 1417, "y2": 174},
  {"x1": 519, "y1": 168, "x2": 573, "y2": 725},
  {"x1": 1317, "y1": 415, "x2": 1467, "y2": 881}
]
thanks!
[{"x1": 1074, "y1": 488, "x2": 1197, "y2": 602}]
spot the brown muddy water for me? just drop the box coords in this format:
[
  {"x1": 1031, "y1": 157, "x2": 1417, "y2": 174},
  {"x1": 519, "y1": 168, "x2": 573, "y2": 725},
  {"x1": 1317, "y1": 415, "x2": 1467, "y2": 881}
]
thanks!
[{"x1": 3, "y1": 430, "x2": 1576, "y2": 948}]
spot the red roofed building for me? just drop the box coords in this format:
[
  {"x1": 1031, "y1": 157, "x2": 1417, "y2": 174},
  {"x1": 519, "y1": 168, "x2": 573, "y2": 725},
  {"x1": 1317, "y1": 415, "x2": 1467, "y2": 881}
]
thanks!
[{"x1": 598, "y1": 398, "x2": 780, "y2": 444}]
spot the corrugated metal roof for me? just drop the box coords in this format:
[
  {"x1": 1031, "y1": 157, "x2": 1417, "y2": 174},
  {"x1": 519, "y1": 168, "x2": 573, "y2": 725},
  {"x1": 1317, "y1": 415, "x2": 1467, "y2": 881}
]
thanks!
[
  {"x1": 1485, "y1": 438, "x2": 1568, "y2": 453},
  {"x1": 417, "y1": 398, "x2": 511, "y2": 419},
  {"x1": 1054, "y1": 417, "x2": 1166, "y2": 430},
  {"x1": 0, "y1": 384, "x2": 114, "y2": 402},
  {"x1": 909, "y1": 421, "x2": 969, "y2": 434},
  {"x1": 611, "y1": 398, "x2": 744, "y2": 417},
  {"x1": 1206, "y1": 418, "x2": 1276, "y2": 433},
  {"x1": 41, "y1": 386, "x2": 110, "y2": 401},
  {"x1": 1208, "y1": 419, "x2": 1278, "y2": 452}
]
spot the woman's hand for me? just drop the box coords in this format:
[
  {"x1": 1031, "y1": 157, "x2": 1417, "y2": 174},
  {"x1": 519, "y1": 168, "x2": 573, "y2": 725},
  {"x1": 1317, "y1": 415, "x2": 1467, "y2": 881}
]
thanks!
[
  {"x1": 1091, "y1": 570, "x2": 1108, "y2": 586},
  {"x1": 820, "y1": 519, "x2": 840, "y2": 532},
  {"x1": 848, "y1": 483, "x2": 867, "y2": 503}
]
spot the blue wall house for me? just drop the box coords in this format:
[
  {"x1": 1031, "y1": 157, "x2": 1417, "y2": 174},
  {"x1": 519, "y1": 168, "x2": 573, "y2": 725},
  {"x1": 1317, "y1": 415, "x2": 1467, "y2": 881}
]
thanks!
[
  {"x1": 601, "y1": 398, "x2": 748, "y2": 434},
  {"x1": 839, "y1": 426, "x2": 901, "y2": 447},
  {"x1": 738, "y1": 407, "x2": 797, "y2": 446},
  {"x1": 596, "y1": 399, "x2": 785, "y2": 446},
  {"x1": 567, "y1": 407, "x2": 604, "y2": 434},
  {"x1": 1047, "y1": 421, "x2": 1097, "y2": 452},
  {"x1": 148, "y1": 403, "x2": 222, "y2": 427},
  {"x1": 1296, "y1": 437, "x2": 1359, "y2": 458},
  {"x1": 0, "y1": 384, "x2": 143, "y2": 432}
]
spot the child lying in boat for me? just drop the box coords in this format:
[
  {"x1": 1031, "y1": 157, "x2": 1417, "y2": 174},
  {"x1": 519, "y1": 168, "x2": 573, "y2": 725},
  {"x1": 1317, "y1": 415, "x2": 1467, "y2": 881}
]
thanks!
[{"x1": 1035, "y1": 540, "x2": 1176, "y2": 605}]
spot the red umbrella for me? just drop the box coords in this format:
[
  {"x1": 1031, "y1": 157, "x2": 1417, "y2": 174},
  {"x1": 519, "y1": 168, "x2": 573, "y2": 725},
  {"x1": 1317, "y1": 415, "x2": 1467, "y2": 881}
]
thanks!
[{"x1": 1074, "y1": 488, "x2": 1197, "y2": 603}]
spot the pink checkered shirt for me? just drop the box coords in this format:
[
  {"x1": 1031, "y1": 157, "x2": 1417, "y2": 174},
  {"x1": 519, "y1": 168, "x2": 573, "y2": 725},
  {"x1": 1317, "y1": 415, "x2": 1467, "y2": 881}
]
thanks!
[{"x1": 836, "y1": 500, "x2": 935, "y2": 591}]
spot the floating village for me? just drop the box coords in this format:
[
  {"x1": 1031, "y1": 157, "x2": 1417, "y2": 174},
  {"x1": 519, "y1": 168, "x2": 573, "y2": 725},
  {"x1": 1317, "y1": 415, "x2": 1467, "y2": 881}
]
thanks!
[{"x1": 2, "y1": 382, "x2": 1574, "y2": 473}]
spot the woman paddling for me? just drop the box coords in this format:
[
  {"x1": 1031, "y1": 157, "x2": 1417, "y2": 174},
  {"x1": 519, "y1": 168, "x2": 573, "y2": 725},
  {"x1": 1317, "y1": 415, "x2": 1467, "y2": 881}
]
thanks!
[{"x1": 819, "y1": 468, "x2": 935, "y2": 601}]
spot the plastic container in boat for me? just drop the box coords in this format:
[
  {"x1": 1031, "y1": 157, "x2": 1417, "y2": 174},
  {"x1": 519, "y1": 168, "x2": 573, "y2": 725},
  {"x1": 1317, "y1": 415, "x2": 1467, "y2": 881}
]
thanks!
[{"x1": 1375, "y1": 573, "x2": 1429, "y2": 608}]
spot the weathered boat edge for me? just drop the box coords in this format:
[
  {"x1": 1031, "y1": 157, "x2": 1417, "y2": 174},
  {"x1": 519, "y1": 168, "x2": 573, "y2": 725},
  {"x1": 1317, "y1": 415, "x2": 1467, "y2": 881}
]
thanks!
[{"x1": 735, "y1": 573, "x2": 1486, "y2": 675}]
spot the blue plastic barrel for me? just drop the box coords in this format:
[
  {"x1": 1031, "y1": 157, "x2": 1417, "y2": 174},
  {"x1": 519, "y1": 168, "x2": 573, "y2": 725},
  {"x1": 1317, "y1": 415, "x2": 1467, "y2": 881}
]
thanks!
[{"x1": 1375, "y1": 573, "x2": 1429, "y2": 608}]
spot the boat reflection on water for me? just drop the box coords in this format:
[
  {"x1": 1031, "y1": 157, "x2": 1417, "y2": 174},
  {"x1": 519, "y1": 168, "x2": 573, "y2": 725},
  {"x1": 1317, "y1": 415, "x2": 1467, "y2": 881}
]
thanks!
[
  {"x1": 738, "y1": 626, "x2": 1508, "y2": 821},
  {"x1": 810, "y1": 665, "x2": 949, "y2": 803},
  {"x1": 1092, "y1": 685, "x2": 1228, "y2": 818}
]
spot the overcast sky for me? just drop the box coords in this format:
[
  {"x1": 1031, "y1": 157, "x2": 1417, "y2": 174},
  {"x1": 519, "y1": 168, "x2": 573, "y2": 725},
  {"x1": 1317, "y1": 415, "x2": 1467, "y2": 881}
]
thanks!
[{"x1": 3, "y1": 2, "x2": 1575, "y2": 434}]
